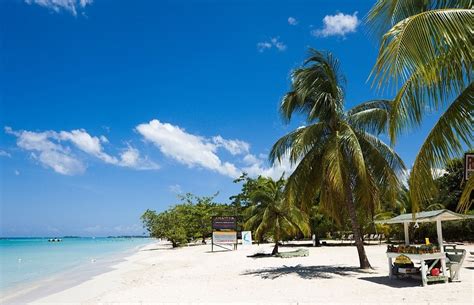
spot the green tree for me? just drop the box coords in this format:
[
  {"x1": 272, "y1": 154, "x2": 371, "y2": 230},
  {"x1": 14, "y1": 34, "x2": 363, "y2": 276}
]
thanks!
[
  {"x1": 270, "y1": 49, "x2": 405, "y2": 268},
  {"x1": 140, "y1": 208, "x2": 188, "y2": 247},
  {"x1": 244, "y1": 176, "x2": 311, "y2": 255},
  {"x1": 178, "y1": 192, "x2": 220, "y2": 244},
  {"x1": 366, "y1": 0, "x2": 474, "y2": 213},
  {"x1": 430, "y1": 155, "x2": 474, "y2": 211}
]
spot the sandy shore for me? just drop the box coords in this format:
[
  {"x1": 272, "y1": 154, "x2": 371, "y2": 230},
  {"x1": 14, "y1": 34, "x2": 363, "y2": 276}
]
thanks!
[{"x1": 4, "y1": 241, "x2": 474, "y2": 304}]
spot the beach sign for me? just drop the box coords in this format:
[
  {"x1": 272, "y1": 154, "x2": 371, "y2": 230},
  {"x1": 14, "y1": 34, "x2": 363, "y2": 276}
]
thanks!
[
  {"x1": 212, "y1": 216, "x2": 237, "y2": 230},
  {"x1": 212, "y1": 231, "x2": 237, "y2": 244},
  {"x1": 465, "y1": 153, "x2": 474, "y2": 181},
  {"x1": 211, "y1": 216, "x2": 238, "y2": 251},
  {"x1": 241, "y1": 231, "x2": 252, "y2": 246}
]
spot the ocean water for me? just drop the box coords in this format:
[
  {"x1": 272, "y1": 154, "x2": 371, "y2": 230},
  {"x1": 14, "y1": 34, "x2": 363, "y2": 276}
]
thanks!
[{"x1": 0, "y1": 237, "x2": 152, "y2": 292}]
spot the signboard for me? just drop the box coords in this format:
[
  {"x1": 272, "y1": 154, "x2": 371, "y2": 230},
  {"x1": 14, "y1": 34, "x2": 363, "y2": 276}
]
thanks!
[
  {"x1": 465, "y1": 153, "x2": 474, "y2": 181},
  {"x1": 212, "y1": 216, "x2": 237, "y2": 230},
  {"x1": 212, "y1": 231, "x2": 237, "y2": 244},
  {"x1": 241, "y1": 231, "x2": 252, "y2": 246}
]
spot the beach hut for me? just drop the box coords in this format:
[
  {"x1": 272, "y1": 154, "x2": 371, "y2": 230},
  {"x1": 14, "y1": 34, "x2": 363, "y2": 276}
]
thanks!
[
  {"x1": 375, "y1": 209, "x2": 474, "y2": 286},
  {"x1": 375, "y1": 209, "x2": 474, "y2": 248}
]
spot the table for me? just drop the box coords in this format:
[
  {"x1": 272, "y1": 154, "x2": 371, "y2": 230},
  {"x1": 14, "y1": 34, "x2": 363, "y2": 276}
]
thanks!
[{"x1": 387, "y1": 252, "x2": 448, "y2": 286}]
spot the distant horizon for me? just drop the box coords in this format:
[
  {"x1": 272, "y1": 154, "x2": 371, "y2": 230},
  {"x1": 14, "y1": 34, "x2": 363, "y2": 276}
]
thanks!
[{"x1": 1, "y1": 235, "x2": 150, "y2": 239}]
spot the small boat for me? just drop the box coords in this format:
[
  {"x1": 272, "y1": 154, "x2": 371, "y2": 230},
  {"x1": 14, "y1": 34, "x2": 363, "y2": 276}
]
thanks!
[{"x1": 48, "y1": 238, "x2": 62, "y2": 242}]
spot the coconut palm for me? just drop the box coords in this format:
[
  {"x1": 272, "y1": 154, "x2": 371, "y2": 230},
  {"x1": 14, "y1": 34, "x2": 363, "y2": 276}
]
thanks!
[
  {"x1": 366, "y1": 0, "x2": 474, "y2": 212},
  {"x1": 243, "y1": 176, "x2": 310, "y2": 255},
  {"x1": 270, "y1": 49, "x2": 405, "y2": 269}
]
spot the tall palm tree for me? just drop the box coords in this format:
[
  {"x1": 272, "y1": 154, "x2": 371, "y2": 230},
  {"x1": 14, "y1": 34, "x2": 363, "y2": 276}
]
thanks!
[
  {"x1": 270, "y1": 49, "x2": 405, "y2": 269},
  {"x1": 366, "y1": 0, "x2": 474, "y2": 213},
  {"x1": 244, "y1": 176, "x2": 310, "y2": 255}
]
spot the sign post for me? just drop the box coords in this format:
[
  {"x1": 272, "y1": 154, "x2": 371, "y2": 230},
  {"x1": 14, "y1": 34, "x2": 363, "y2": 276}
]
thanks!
[
  {"x1": 241, "y1": 231, "x2": 252, "y2": 246},
  {"x1": 211, "y1": 216, "x2": 237, "y2": 252}
]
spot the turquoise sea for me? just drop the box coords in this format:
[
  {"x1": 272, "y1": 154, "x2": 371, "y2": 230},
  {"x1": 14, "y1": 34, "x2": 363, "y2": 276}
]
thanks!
[{"x1": 0, "y1": 237, "x2": 152, "y2": 292}]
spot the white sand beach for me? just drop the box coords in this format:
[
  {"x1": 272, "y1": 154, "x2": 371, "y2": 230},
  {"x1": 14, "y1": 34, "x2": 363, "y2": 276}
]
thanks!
[{"x1": 4, "y1": 241, "x2": 474, "y2": 305}]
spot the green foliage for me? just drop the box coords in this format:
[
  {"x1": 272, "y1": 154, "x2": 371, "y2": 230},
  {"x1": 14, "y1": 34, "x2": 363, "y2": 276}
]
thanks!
[
  {"x1": 242, "y1": 176, "x2": 310, "y2": 254},
  {"x1": 140, "y1": 208, "x2": 188, "y2": 247},
  {"x1": 140, "y1": 193, "x2": 234, "y2": 247},
  {"x1": 270, "y1": 49, "x2": 405, "y2": 268},
  {"x1": 434, "y1": 157, "x2": 466, "y2": 211},
  {"x1": 367, "y1": 0, "x2": 474, "y2": 213}
]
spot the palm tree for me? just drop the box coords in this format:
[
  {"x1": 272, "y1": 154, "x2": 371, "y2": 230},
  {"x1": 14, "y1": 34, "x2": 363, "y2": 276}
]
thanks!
[
  {"x1": 244, "y1": 176, "x2": 310, "y2": 255},
  {"x1": 270, "y1": 49, "x2": 405, "y2": 269},
  {"x1": 366, "y1": 0, "x2": 473, "y2": 213}
]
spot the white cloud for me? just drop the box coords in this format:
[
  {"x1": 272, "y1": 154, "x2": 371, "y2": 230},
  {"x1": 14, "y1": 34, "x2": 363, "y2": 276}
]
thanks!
[
  {"x1": 136, "y1": 119, "x2": 240, "y2": 178},
  {"x1": 113, "y1": 224, "x2": 142, "y2": 234},
  {"x1": 402, "y1": 167, "x2": 447, "y2": 186},
  {"x1": 5, "y1": 127, "x2": 86, "y2": 175},
  {"x1": 59, "y1": 129, "x2": 118, "y2": 164},
  {"x1": 288, "y1": 17, "x2": 298, "y2": 26},
  {"x1": 25, "y1": 0, "x2": 93, "y2": 16},
  {"x1": 212, "y1": 136, "x2": 250, "y2": 155},
  {"x1": 5, "y1": 126, "x2": 158, "y2": 175},
  {"x1": 271, "y1": 38, "x2": 287, "y2": 51},
  {"x1": 100, "y1": 135, "x2": 109, "y2": 143},
  {"x1": 119, "y1": 146, "x2": 159, "y2": 170},
  {"x1": 169, "y1": 184, "x2": 183, "y2": 194},
  {"x1": 257, "y1": 37, "x2": 287, "y2": 52},
  {"x1": 242, "y1": 153, "x2": 297, "y2": 180},
  {"x1": 257, "y1": 42, "x2": 272, "y2": 52},
  {"x1": 14, "y1": 170, "x2": 20, "y2": 176},
  {"x1": 0, "y1": 150, "x2": 11, "y2": 157},
  {"x1": 432, "y1": 168, "x2": 447, "y2": 178},
  {"x1": 312, "y1": 12, "x2": 359, "y2": 37},
  {"x1": 84, "y1": 224, "x2": 102, "y2": 233}
]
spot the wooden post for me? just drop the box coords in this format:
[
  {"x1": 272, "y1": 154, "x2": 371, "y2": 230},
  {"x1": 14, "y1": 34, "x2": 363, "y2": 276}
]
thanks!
[
  {"x1": 436, "y1": 219, "x2": 448, "y2": 281},
  {"x1": 420, "y1": 258, "x2": 428, "y2": 287},
  {"x1": 404, "y1": 222, "x2": 409, "y2": 245},
  {"x1": 436, "y1": 220, "x2": 444, "y2": 253}
]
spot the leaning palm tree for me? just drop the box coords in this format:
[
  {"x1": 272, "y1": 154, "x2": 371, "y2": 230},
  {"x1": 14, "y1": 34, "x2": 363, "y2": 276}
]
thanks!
[
  {"x1": 244, "y1": 176, "x2": 310, "y2": 255},
  {"x1": 270, "y1": 49, "x2": 405, "y2": 269},
  {"x1": 366, "y1": 0, "x2": 474, "y2": 213}
]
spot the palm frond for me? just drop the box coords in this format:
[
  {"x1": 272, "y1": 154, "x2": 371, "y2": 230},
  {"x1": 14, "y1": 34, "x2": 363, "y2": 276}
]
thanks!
[
  {"x1": 371, "y1": 9, "x2": 473, "y2": 92},
  {"x1": 365, "y1": 0, "x2": 472, "y2": 38},
  {"x1": 284, "y1": 143, "x2": 325, "y2": 212},
  {"x1": 347, "y1": 100, "x2": 391, "y2": 135},
  {"x1": 387, "y1": 46, "x2": 471, "y2": 142},
  {"x1": 457, "y1": 175, "x2": 474, "y2": 212},
  {"x1": 409, "y1": 83, "x2": 474, "y2": 212},
  {"x1": 354, "y1": 130, "x2": 405, "y2": 205}
]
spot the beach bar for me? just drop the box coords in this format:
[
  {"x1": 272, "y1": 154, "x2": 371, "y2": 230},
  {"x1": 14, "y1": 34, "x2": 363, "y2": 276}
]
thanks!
[{"x1": 375, "y1": 209, "x2": 474, "y2": 286}]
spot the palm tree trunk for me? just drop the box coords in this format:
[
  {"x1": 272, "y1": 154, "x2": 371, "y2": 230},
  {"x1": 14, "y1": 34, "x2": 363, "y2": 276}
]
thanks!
[
  {"x1": 272, "y1": 225, "x2": 280, "y2": 255},
  {"x1": 272, "y1": 242, "x2": 279, "y2": 255},
  {"x1": 345, "y1": 184, "x2": 371, "y2": 269}
]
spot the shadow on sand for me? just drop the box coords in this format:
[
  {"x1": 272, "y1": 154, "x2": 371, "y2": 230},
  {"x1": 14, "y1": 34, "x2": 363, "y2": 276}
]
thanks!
[
  {"x1": 359, "y1": 276, "x2": 421, "y2": 288},
  {"x1": 241, "y1": 264, "x2": 371, "y2": 280}
]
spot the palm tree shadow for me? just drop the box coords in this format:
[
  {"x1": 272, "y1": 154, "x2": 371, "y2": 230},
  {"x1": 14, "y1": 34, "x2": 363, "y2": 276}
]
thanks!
[{"x1": 241, "y1": 264, "x2": 371, "y2": 280}]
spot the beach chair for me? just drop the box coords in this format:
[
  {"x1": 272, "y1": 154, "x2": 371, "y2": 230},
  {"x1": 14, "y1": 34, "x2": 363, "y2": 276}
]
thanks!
[{"x1": 445, "y1": 248, "x2": 466, "y2": 282}]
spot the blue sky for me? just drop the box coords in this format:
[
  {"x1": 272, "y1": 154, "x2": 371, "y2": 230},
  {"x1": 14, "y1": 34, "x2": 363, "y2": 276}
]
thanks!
[{"x1": 0, "y1": 0, "x2": 439, "y2": 237}]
